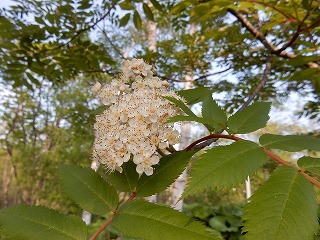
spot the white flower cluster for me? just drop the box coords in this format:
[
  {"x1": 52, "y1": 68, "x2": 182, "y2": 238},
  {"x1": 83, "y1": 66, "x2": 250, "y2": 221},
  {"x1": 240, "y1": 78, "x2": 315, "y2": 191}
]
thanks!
[{"x1": 92, "y1": 58, "x2": 182, "y2": 176}]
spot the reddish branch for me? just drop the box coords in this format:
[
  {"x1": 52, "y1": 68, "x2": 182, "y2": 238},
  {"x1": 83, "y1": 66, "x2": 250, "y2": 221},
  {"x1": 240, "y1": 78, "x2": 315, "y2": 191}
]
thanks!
[
  {"x1": 185, "y1": 133, "x2": 320, "y2": 188},
  {"x1": 89, "y1": 192, "x2": 136, "y2": 240}
]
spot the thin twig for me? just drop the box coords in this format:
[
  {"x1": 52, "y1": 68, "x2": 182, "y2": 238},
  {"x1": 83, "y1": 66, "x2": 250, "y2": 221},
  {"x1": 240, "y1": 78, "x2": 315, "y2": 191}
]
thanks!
[
  {"x1": 163, "y1": 68, "x2": 232, "y2": 83},
  {"x1": 237, "y1": 55, "x2": 271, "y2": 112},
  {"x1": 98, "y1": 26, "x2": 126, "y2": 59},
  {"x1": 227, "y1": 8, "x2": 319, "y2": 69},
  {"x1": 56, "y1": 1, "x2": 119, "y2": 50}
]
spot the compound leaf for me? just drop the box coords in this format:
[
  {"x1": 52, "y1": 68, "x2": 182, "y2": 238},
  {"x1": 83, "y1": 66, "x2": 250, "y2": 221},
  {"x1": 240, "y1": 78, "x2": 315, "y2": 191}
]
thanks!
[
  {"x1": 182, "y1": 140, "x2": 268, "y2": 198},
  {"x1": 59, "y1": 165, "x2": 118, "y2": 215},
  {"x1": 0, "y1": 205, "x2": 87, "y2": 240},
  {"x1": 242, "y1": 166, "x2": 318, "y2": 240},
  {"x1": 111, "y1": 199, "x2": 221, "y2": 240}
]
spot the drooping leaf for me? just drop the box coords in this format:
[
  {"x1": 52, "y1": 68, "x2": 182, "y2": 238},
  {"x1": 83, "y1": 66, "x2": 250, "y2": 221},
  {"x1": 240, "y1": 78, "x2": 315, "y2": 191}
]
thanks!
[
  {"x1": 170, "y1": 1, "x2": 194, "y2": 15},
  {"x1": 182, "y1": 140, "x2": 268, "y2": 198},
  {"x1": 59, "y1": 165, "x2": 118, "y2": 215},
  {"x1": 136, "y1": 150, "x2": 197, "y2": 197},
  {"x1": 164, "y1": 96, "x2": 196, "y2": 117},
  {"x1": 119, "y1": 1, "x2": 135, "y2": 10},
  {"x1": 105, "y1": 160, "x2": 140, "y2": 192},
  {"x1": 149, "y1": 0, "x2": 164, "y2": 11},
  {"x1": 26, "y1": 72, "x2": 40, "y2": 86},
  {"x1": 228, "y1": 102, "x2": 271, "y2": 134},
  {"x1": 298, "y1": 156, "x2": 320, "y2": 176},
  {"x1": 201, "y1": 94, "x2": 227, "y2": 131},
  {"x1": 177, "y1": 87, "x2": 214, "y2": 105},
  {"x1": 242, "y1": 166, "x2": 318, "y2": 240},
  {"x1": 289, "y1": 68, "x2": 318, "y2": 81},
  {"x1": 119, "y1": 13, "x2": 131, "y2": 27},
  {"x1": 259, "y1": 134, "x2": 320, "y2": 152},
  {"x1": 287, "y1": 55, "x2": 320, "y2": 67},
  {"x1": 0, "y1": 205, "x2": 87, "y2": 240},
  {"x1": 143, "y1": 3, "x2": 154, "y2": 21},
  {"x1": 133, "y1": 10, "x2": 142, "y2": 29},
  {"x1": 111, "y1": 199, "x2": 221, "y2": 240}
]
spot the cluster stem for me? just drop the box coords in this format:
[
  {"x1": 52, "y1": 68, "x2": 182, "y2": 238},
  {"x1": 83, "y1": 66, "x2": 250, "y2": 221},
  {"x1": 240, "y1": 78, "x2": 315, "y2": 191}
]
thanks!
[{"x1": 89, "y1": 192, "x2": 137, "y2": 240}]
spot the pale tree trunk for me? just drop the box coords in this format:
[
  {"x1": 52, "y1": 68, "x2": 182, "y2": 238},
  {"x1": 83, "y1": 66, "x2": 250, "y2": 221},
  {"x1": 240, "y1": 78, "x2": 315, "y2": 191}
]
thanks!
[
  {"x1": 82, "y1": 159, "x2": 100, "y2": 225},
  {"x1": 145, "y1": 0, "x2": 158, "y2": 203},
  {"x1": 170, "y1": 24, "x2": 196, "y2": 211},
  {"x1": 245, "y1": 176, "x2": 252, "y2": 200}
]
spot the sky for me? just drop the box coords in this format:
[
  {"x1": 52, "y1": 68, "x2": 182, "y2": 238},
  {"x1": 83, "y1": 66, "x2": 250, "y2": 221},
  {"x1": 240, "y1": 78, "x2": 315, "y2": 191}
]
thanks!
[{"x1": 0, "y1": 0, "x2": 12, "y2": 8}]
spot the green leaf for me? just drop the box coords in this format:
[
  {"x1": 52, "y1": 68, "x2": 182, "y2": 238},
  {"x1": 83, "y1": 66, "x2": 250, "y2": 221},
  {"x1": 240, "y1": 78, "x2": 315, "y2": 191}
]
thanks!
[
  {"x1": 133, "y1": 10, "x2": 142, "y2": 29},
  {"x1": 0, "y1": 205, "x2": 87, "y2": 240},
  {"x1": 136, "y1": 150, "x2": 197, "y2": 197},
  {"x1": 119, "y1": 1, "x2": 135, "y2": 10},
  {"x1": 111, "y1": 199, "x2": 221, "y2": 240},
  {"x1": 259, "y1": 134, "x2": 320, "y2": 152},
  {"x1": 177, "y1": 87, "x2": 214, "y2": 105},
  {"x1": 228, "y1": 102, "x2": 271, "y2": 134},
  {"x1": 297, "y1": 157, "x2": 320, "y2": 176},
  {"x1": 26, "y1": 72, "x2": 40, "y2": 86},
  {"x1": 170, "y1": 1, "x2": 194, "y2": 15},
  {"x1": 182, "y1": 141, "x2": 268, "y2": 198},
  {"x1": 105, "y1": 160, "x2": 140, "y2": 192},
  {"x1": 202, "y1": 94, "x2": 227, "y2": 130},
  {"x1": 59, "y1": 165, "x2": 118, "y2": 215},
  {"x1": 289, "y1": 68, "x2": 318, "y2": 81},
  {"x1": 149, "y1": 0, "x2": 164, "y2": 11},
  {"x1": 119, "y1": 13, "x2": 131, "y2": 27},
  {"x1": 143, "y1": 3, "x2": 154, "y2": 21},
  {"x1": 242, "y1": 166, "x2": 318, "y2": 240},
  {"x1": 164, "y1": 96, "x2": 196, "y2": 117},
  {"x1": 287, "y1": 55, "x2": 320, "y2": 67}
]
